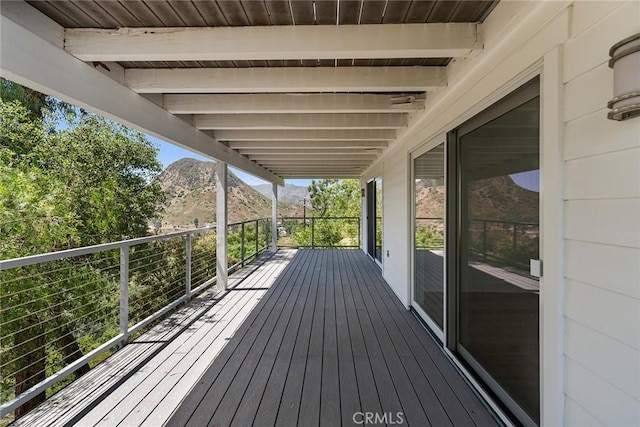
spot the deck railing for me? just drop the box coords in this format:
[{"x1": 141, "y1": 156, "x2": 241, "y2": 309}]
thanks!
[
  {"x1": 415, "y1": 217, "x2": 539, "y2": 269},
  {"x1": 277, "y1": 216, "x2": 361, "y2": 249},
  {"x1": 0, "y1": 217, "x2": 271, "y2": 418}
]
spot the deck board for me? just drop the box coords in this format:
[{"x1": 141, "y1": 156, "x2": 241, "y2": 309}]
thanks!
[
  {"x1": 16, "y1": 249, "x2": 500, "y2": 427},
  {"x1": 13, "y1": 250, "x2": 295, "y2": 427}
]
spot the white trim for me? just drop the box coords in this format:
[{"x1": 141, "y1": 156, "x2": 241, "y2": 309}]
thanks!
[
  {"x1": 125, "y1": 66, "x2": 446, "y2": 93},
  {"x1": 409, "y1": 134, "x2": 447, "y2": 341},
  {"x1": 216, "y1": 162, "x2": 228, "y2": 292},
  {"x1": 65, "y1": 23, "x2": 481, "y2": 62},
  {"x1": 271, "y1": 183, "x2": 278, "y2": 251},
  {"x1": 164, "y1": 93, "x2": 424, "y2": 114},
  {"x1": 228, "y1": 141, "x2": 388, "y2": 150},
  {"x1": 193, "y1": 113, "x2": 409, "y2": 131},
  {"x1": 215, "y1": 129, "x2": 396, "y2": 142},
  {"x1": 540, "y1": 45, "x2": 565, "y2": 427},
  {"x1": 412, "y1": 302, "x2": 444, "y2": 343},
  {"x1": 443, "y1": 347, "x2": 516, "y2": 427}
]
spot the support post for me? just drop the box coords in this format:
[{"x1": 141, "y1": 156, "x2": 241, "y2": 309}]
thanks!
[
  {"x1": 271, "y1": 183, "x2": 278, "y2": 250},
  {"x1": 119, "y1": 246, "x2": 129, "y2": 347},
  {"x1": 255, "y1": 220, "x2": 259, "y2": 256},
  {"x1": 241, "y1": 222, "x2": 245, "y2": 267},
  {"x1": 216, "y1": 162, "x2": 228, "y2": 292},
  {"x1": 185, "y1": 233, "x2": 192, "y2": 299}
]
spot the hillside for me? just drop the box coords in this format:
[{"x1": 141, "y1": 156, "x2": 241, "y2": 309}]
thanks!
[
  {"x1": 414, "y1": 175, "x2": 538, "y2": 222},
  {"x1": 155, "y1": 158, "x2": 305, "y2": 231},
  {"x1": 253, "y1": 183, "x2": 310, "y2": 205}
]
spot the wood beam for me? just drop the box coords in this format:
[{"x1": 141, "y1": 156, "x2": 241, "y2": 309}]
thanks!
[
  {"x1": 125, "y1": 67, "x2": 446, "y2": 93},
  {"x1": 164, "y1": 93, "x2": 424, "y2": 114},
  {"x1": 269, "y1": 167, "x2": 366, "y2": 172},
  {"x1": 65, "y1": 23, "x2": 480, "y2": 62},
  {"x1": 248, "y1": 154, "x2": 378, "y2": 161},
  {"x1": 0, "y1": 10, "x2": 283, "y2": 186},
  {"x1": 215, "y1": 129, "x2": 395, "y2": 142},
  {"x1": 282, "y1": 173, "x2": 362, "y2": 179},
  {"x1": 257, "y1": 160, "x2": 372, "y2": 166},
  {"x1": 228, "y1": 141, "x2": 388, "y2": 149},
  {"x1": 237, "y1": 148, "x2": 382, "y2": 156},
  {"x1": 193, "y1": 113, "x2": 408, "y2": 130}
]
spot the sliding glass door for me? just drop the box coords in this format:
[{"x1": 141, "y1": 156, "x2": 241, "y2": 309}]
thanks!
[
  {"x1": 451, "y1": 78, "x2": 541, "y2": 426},
  {"x1": 413, "y1": 143, "x2": 445, "y2": 335},
  {"x1": 367, "y1": 178, "x2": 383, "y2": 264}
]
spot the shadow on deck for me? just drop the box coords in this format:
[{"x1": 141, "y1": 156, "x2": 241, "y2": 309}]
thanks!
[{"x1": 15, "y1": 250, "x2": 500, "y2": 427}]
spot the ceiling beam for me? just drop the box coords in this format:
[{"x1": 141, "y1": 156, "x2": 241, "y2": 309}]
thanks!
[
  {"x1": 65, "y1": 23, "x2": 480, "y2": 62},
  {"x1": 283, "y1": 176, "x2": 361, "y2": 179},
  {"x1": 164, "y1": 93, "x2": 424, "y2": 114},
  {"x1": 268, "y1": 167, "x2": 366, "y2": 172},
  {"x1": 193, "y1": 113, "x2": 408, "y2": 130},
  {"x1": 215, "y1": 129, "x2": 395, "y2": 142},
  {"x1": 257, "y1": 160, "x2": 372, "y2": 166},
  {"x1": 125, "y1": 67, "x2": 446, "y2": 93},
  {"x1": 0, "y1": 9, "x2": 282, "y2": 186},
  {"x1": 237, "y1": 148, "x2": 382, "y2": 155},
  {"x1": 228, "y1": 141, "x2": 388, "y2": 149},
  {"x1": 248, "y1": 154, "x2": 378, "y2": 161}
]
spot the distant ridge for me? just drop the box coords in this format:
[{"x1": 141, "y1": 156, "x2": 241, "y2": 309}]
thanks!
[{"x1": 252, "y1": 183, "x2": 310, "y2": 205}]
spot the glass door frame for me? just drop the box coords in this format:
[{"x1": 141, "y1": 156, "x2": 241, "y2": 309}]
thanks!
[
  {"x1": 410, "y1": 136, "x2": 447, "y2": 343},
  {"x1": 366, "y1": 177, "x2": 383, "y2": 267},
  {"x1": 445, "y1": 77, "x2": 541, "y2": 427}
]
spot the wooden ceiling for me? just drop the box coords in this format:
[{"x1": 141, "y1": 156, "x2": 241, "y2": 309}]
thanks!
[{"x1": 27, "y1": 0, "x2": 498, "y2": 180}]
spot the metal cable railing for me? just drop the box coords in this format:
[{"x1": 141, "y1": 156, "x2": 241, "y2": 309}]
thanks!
[
  {"x1": 276, "y1": 216, "x2": 360, "y2": 249},
  {"x1": 0, "y1": 218, "x2": 270, "y2": 419},
  {"x1": 227, "y1": 218, "x2": 271, "y2": 272},
  {"x1": 414, "y1": 217, "x2": 539, "y2": 269}
]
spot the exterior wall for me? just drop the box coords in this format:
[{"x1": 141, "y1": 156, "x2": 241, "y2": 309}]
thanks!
[
  {"x1": 363, "y1": 1, "x2": 640, "y2": 425},
  {"x1": 562, "y1": 2, "x2": 640, "y2": 425}
]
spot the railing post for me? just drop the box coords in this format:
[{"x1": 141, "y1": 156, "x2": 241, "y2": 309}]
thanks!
[
  {"x1": 185, "y1": 234, "x2": 192, "y2": 300},
  {"x1": 119, "y1": 245, "x2": 129, "y2": 347},
  {"x1": 311, "y1": 218, "x2": 315, "y2": 249},
  {"x1": 255, "y1": 220, "x2": 259, "y2": 255},
  {"x1": 483, "y1": 221, "x2": 488, "y2": 259},
  {"x1": 357, "y1": 218, "x2": 361, "y2": 248},
  {"x1": 266, "y1": 219, "x2": 270, "y2": 249},
  {"x1": 512, "y1": 223, "x2": 518, "y2": 255},
  {"x1": 241, "y1": 222, "x2": 245, "y2": 267}
]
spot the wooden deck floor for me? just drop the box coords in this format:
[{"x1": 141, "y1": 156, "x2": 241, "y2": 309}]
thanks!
[{"x1": 16, "y1": 249, "x2": 500, "y2": 427}]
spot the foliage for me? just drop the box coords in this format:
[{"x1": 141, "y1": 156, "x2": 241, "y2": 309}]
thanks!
[
  {"x1": 415, "y1": 226, "x2": 444, "y2": 250},
  {"x1": 307, "y1": 179, "x2": 360, "y2": 217},
  {"x1": 288, "y1": 179, "x2": 361, "y2": 247},
  {"x1": 0, "y1": 90, "x2": 165, "y2": 419},
  {"x1": 0, "y1": 79, "x2": 69, "y2": 120}
]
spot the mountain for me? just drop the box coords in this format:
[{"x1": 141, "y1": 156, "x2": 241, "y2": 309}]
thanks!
[
  {"x1": 156, "y1": 158, "x2": 269, "y2": 230},
  {"x1": 155, "y1": 158, "x2": 304, "y2": 231},
  {"x1": 253, "y1": 183, "x2": 310, "y2": 205},
  {"x1": 414, "y1": 175, "x2": 539, "y2": 222}
]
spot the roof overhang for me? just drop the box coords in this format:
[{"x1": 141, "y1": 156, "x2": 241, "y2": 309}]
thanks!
[{"x1": 2, "y1": 0, "x2": 498, "y2": 181}]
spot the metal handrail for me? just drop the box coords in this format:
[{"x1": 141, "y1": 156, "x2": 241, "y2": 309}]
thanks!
[
  {"x1": 0, "y1": 226, "x2": 216, "y2": 271},
  {"x1": 0, "y1": 217, "x2": 271, "y2": 418},
  {"x1": 277, "y1": 216, "x2": 361, "y2": 249}
]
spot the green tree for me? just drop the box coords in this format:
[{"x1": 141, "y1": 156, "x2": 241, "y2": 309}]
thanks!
[
  {"x1": 0, "y1": 92, "x2": 165, "y2": 418},
  {"x1": 307, "y1": 179, "x2": 360, "y2": 218},
  {"x1": 298, "y1": 179, "x2": 361, "y2": 247}
]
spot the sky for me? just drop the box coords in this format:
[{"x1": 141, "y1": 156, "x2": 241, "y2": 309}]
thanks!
[{"x1": 151, "y1": 136, "x2": 312, "y2": 187}]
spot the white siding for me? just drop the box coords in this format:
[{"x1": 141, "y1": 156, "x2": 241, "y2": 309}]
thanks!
[{"x1": 563, "y1": 2, "x2": 640, "y2": 424}]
